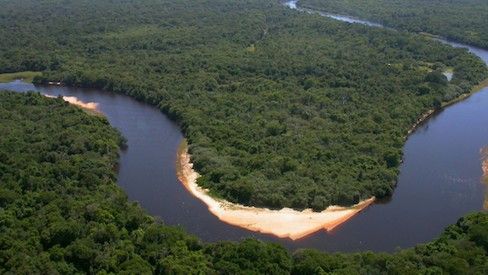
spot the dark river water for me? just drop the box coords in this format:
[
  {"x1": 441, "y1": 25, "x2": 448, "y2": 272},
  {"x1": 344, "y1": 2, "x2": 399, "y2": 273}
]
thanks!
[{"x1": 1, "y1": 0, "x2": 487, "y2": 252}]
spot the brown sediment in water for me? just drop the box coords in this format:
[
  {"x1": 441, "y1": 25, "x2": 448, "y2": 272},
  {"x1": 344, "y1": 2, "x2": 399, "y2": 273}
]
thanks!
[
  {"x1": 44, "y1": 94, "x2": 100, "y2": 113},
  {"x1": 480, "y1": 147, "x2": 488, "y2": 210},
  {"x1": 176, "y1": 141, "x2": 375, "y2": 240},
  {"x1": 481, "y1": 147, "x2": 488, "y2": 178}
]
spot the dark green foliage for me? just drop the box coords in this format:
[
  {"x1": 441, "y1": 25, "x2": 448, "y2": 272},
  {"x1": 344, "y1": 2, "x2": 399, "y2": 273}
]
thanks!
[
  {"x1": 292, "y1": 213, "x2": 488, "y2": 274},
  {"x1": 0, "y1": 92, "x2": 212, "y2": 273},
  {"x1": 205, "y1": 239, "x2": 292, "y2": 274},
  {"x1": 425, "y1": 71, "x2": 448, "y2": 85},
  {"x1": 0, "y1": 0, "x2": 487, "y2": 210},
  {"x1": 301, "y1": 0, "x2": 488, "y2": 49},
  {"x1": 0, "y1": 92, "x2": 487, "y2": 273}
]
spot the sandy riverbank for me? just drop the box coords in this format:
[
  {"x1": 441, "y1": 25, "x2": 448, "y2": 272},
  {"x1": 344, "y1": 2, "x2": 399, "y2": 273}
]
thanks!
[
  {"x1": 482, "y1": 148, "x2": 488, "y2": 178},
  {"x1": 481, "y1": 147, "x2": 488, "y2": 181},
  {"x1": 176, "y1": 141, "x2": 375, "y2": 240},
  {"x1": 481, "y1": 147, "x2": 488, "y2": 210},
  {"x1": 44, "y1": 94, "x2": 99, "y2": 112}
]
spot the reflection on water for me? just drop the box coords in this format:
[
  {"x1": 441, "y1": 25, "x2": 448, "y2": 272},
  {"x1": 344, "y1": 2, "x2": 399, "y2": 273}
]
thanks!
[{"x1": 2, "y1": 78, "x2": 487, "y2": 253}]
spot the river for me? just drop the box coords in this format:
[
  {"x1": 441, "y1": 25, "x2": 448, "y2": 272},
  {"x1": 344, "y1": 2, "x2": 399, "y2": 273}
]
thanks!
[
  {"x1": 1, "y1": 1, "x2": 487, "y2": 252},
  {"x1": 284, "y1": 0, "x2": 488, "y2": 63}
]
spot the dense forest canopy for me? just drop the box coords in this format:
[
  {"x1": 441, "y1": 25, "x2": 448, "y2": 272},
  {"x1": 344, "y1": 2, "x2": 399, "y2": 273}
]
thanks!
[
  {"x1": 300, "y1": 0, "x2": 488, "y2": 49},
  {"x1": 0, "y1": 0, "x2": 487, "y2": 210},
  {"x1": 0, "y1": 91, "x2": 288, "y2": 273},
  {"x1": 1, "y1": 91, "x2": 487, "y2": 273}
]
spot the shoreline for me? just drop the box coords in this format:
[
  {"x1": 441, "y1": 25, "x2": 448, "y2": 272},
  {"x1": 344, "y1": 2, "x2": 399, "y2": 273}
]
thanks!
[
  {"x1": 293, "y1": 1, "x2": 488, "y2": 51},
  {"x1": 175, "y1": 77, "x2": 488, "y2": 240},
  {"x1": 408, "y1": 78, "x2": 488, "y2": 135},
  {"x1": 481, "y1": 147, "x2": 488, "y2": 210},
  {"x1": 19, "y1": 72, "x2": 488, "y2": 239},
  {"x1": 482, "y1": 147, "x2": 488, "y2": 179},
  {"x1": 0, "y1": 71, "x2": 41, "y2": 83},
  {"x1": 407, "y1": 109, "x2": 435, "y2": 135},
  {"x1": 43, "y1": 94, "x2": 100, "y2": 113},
  {"x1": 0, "y1": 77, "x2": 101, "y2": 113},
  {"x1": 176, "y1": 141, "x2": 375, "y2": 240}
]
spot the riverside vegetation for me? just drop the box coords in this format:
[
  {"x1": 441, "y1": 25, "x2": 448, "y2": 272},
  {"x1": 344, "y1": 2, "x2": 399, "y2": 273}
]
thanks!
[
  {"x1": 1, "y1": 0, "x2": 486, "y2": 210},
  {"x1": 300, "y1": 0, "x2": 488, "y2": 50},
  {"x1": 1, "y1": 91, "x2": 487, "y2": 273}
]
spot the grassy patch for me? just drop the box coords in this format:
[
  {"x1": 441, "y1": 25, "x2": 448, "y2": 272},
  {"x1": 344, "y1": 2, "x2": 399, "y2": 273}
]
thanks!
[
  {"x1": 444, "y1": 67, "x2": 454, "y2": 73},
  {"x1": 0, "y1": 71, "x2": 41, "y2": 83}
]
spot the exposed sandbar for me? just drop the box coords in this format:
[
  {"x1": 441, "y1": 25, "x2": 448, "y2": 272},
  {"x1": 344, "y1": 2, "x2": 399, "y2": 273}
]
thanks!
[
  {"x1": 481, "y1": 147, "x2": 488, "y2": 210},
  {"x1": 44, "y1": 94, "x2": 100, "y2": 112},
  {"x1": 482, "y1": 147, "x2": 488, "y2": 178},
  {"x1": 176, "y1": 142, "x2": 375, "y2": 240}
]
